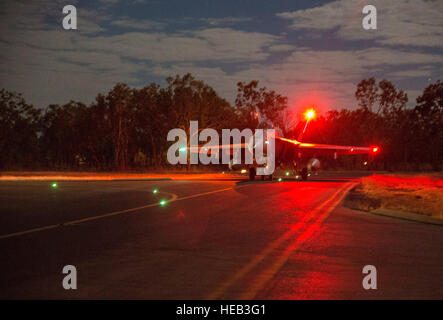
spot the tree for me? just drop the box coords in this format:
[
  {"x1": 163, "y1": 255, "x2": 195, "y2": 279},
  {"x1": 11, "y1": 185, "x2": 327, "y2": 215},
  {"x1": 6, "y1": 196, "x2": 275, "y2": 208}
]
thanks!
[
  {"x1": 166, "y1": 73, "x2": 236, "y2": 170},
  {"x1": 94, "y1": 83, "x2": 135, "y2": 170},
  {"x1": 355, "y1": 77, "x2": 378, "y2": 112},
  {"x1": 355, "y1": 78, "x2": 408, "y2": 115},
  {"x1": 0, "y1": 89, "x2": 41, "y2": 169},
  {"x1": 132, "y1": 83, "x2": 171, "y2": 167},
  {"x1": 414, "y1": 80, "x2": 443, "y2": 170},
  {"x1": 355, "y1": 78, "x2": 410, "y2": 169},
  {"x1": 41, "y1": 102, "x2": 89, "y2": 168},
  {"x1": 235, "y1": 80, "x2": 288, "y2": 130},
  {"x1": 1, "y1": 75, "x2": 438, "y2": 172},
  {"x1": 378, "y1": 79, "x2": 408, "y2": 117}
]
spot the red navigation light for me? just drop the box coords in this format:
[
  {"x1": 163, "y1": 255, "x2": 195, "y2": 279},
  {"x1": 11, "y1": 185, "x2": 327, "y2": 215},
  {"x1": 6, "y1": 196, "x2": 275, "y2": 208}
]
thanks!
[
  {"x1": 372, "y1": 147, "x2": 379, "y2": 153},
  {"x1": 305, "y1": 109, "x2": 315, "y2": 120}
]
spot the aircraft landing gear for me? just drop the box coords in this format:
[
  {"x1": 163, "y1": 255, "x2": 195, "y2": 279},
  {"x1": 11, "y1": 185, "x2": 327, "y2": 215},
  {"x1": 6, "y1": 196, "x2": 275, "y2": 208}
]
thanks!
[
  {"x1": 301, "y1": 167, "x2": 308, "y2": 181},
  {"x1": 261, "y1": 174, "x2": 273, "y2": 181},
  {"x1": 249, "y1": 167, "x2": 273, "y2": 181},
  {"x1": 249, "y1": 167, "x2": 256, "y2": 181}
]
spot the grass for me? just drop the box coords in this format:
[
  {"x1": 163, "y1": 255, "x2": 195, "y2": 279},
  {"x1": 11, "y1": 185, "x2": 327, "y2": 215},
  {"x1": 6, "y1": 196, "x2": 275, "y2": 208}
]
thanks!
[{"x1": 347, "y1": 173, "x2": 443, "y2": 218}]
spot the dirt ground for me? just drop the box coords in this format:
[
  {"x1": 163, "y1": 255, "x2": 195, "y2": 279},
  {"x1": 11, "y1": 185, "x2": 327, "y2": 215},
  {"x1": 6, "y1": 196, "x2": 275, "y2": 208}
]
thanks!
[{"x1": 346, "y1": 173, "x2": 443, "y2": 218}]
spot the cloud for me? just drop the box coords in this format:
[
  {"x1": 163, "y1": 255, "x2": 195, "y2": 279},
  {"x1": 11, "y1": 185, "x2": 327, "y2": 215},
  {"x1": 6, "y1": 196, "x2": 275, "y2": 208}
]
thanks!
[
  {"x1": 147, "y1": 45, "x2": 442, "y2": 110},
  {"x1": 277, "y1": 0, "x2": 443, "y2": 47},
  {"x1": 0, "y1": 0, "x2": 441, "y2": 112},
  {"x1": 0, "y1": 1, "x2": 279, "y2": 107},
  {"x1": 224, "y1": 46, "x2": 442, "y2": 111},
  {"x1": 0, "y1": 41, "x2": 141, "y2": 107},
  {"x1": 0, "y1": 0, "x2": 108, "y2": 36},
  {"x1": 98, "y1": 0, "x2": 119, "y2": 4},
  {"x1": 389, "y1": 68, "x2": 432, "y2": 79},
  {"x1": 4, "y1": 27, "x2": 279, "y2": 63},
  {"x1": 234, "y1": 47, "x2": 442, "y2": 84},
  {"x1": 267, "y1": 44, "x2": 297, "y2": 52},
  {"x1": 200, "y1": 16, "x2": 253, "y2": 27},
  {"x1": 111, "y1": 17, "x2": 166, "y2": 30}
]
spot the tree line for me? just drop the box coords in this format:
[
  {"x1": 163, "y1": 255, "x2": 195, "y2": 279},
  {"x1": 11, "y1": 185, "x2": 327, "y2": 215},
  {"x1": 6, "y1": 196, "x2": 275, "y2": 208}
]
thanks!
[{"x1": 0, "y1": 74, "x2": 441, "y2": 171}]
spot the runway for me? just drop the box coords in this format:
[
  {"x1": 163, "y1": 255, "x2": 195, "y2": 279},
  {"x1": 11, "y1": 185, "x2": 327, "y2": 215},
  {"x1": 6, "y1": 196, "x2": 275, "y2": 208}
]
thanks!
[{"x1": 0, "y1": 173, "x2": 442, "y2": 299}]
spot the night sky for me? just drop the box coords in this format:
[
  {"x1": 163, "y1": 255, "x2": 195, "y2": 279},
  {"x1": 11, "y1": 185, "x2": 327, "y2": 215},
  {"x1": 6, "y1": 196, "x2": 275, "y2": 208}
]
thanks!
[{"x1": 0, "y1": 0, "x2": 441, "y2": 113}]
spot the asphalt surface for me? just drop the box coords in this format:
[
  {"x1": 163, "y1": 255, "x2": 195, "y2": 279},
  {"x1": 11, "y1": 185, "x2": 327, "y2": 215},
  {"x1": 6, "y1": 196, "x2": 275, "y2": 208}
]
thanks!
[{"x1": 0, "y1": 172, "x2": 442, "y2": 299}]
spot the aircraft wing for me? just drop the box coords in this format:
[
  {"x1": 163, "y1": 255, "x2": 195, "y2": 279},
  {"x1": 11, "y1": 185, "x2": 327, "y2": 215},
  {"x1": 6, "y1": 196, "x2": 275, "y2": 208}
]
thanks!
[
  {"x1": 299, "y1": 142, "x2": 378, "y2": 155},
  {"x1": 186, "y1": 137, "x2": 379, "y2": 156},
  {"x1": 187, "y1": 143, "x2": 248, "y2": 155},
  {"x1": 277, "y1": 137, "x2": 379, "y2": 156}
]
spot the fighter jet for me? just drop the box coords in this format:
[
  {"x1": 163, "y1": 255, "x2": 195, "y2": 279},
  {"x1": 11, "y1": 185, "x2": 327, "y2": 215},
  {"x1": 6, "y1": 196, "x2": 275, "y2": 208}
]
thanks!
[{"x1": 184, "y1": 108, "x2": 379, "y2": 181}]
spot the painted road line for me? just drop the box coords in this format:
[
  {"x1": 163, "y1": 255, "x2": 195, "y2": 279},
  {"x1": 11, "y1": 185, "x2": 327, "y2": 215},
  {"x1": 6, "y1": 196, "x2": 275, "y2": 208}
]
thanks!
[
  {"x1": 173, "y1": 187, "x2": 235, "y2": 201},
  {"x1": 206, "y1": 183, "x2": 352, "y2": 300},
  {"x1": 0, "y1": 224, "x2": 60, "y2": 240},
  {"x1": 64, "y1": 191, "x2": 178, "y2": 226},
  {"x1": 0, "y1": 191, "x2": 177, "y2": 240},
  {"x1": 238, "y1": 183, "x2": 357, "y2": 299},
  {"x1": 0, "y1": 186, "x2": 238, "y2": 240}
]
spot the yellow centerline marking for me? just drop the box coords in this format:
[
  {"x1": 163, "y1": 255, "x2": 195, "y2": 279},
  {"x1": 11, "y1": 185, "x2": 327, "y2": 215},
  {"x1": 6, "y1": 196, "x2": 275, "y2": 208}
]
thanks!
[
  {"x1": 207, "y1": 183, "x2": 356, "y2": 300},
  {"x1": 238, "y1": 183, "x2": 356, "y2": 299}
]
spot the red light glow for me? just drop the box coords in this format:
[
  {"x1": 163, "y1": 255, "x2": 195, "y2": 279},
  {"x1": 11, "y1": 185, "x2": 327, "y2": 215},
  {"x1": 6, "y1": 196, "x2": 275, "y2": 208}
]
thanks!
[
  {"x1": 290, "y1": 90, "x2": 331, "y2": 115},
  {"x1": 304, "y1": 109, "x2": 315, "y2": 120}
]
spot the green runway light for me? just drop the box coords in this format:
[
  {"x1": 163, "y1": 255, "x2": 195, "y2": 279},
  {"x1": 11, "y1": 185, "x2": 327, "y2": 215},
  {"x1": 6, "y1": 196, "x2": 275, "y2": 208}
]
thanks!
[
  {"x1": 278, "y1": 178, "x2": 282, "y2": 182},
  {"x1": 51, "y1": 183, "x2": 58, "y2": 188},
  {"x1": 153, "y1": 189, "x2": 159, "y2": 194},
  {"x1": 159, "y1": 200, "x2": 167, "y2": 206},
  {"x1": 285, "y1": 172, "x2": 290, "y2": 176}
]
